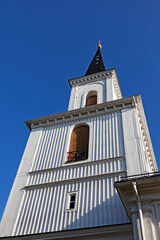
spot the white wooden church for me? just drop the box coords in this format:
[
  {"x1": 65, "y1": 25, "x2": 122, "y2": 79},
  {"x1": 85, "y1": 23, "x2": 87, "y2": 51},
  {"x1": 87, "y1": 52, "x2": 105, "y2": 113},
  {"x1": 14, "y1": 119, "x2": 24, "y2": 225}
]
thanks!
[{"x1": 0, "y1": 41, "x2": 160, "y2": 240}]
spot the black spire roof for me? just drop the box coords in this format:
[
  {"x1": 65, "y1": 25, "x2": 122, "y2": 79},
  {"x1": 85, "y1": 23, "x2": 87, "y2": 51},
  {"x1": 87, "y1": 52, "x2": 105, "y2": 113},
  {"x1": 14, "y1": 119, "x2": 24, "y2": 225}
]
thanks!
[{"x1": 85, "y1": 41, "x2": 105, "y2": 76}]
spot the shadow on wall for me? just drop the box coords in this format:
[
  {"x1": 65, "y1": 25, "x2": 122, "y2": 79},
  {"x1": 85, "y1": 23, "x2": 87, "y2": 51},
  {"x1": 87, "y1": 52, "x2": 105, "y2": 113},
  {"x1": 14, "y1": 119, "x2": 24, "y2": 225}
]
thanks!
[
  {"x1": 13, "y1": 178, "x2": 130, "y2": 235},
  {"x1": 62, "y1": 183, "x2": 130, "y2": 231}
]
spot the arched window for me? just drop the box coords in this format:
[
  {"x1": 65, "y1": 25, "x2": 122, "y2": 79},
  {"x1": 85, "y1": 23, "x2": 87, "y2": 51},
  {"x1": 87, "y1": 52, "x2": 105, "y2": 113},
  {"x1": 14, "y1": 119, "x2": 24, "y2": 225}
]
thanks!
[
  {"x1": 67, "y1": 124, "x2": 89, "y2": 162},
  {"x1": 86, "y1": 91, "x2": 97, "y2": 106}
]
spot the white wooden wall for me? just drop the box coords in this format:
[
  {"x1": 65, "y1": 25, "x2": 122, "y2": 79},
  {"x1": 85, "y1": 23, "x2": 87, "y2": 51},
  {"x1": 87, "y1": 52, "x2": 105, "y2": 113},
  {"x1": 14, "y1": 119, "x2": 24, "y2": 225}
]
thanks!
[
  {"x1": 0, "y1": 128, "x2": 42, "y2": 237},
  {"x1": 11, "y1": 111, "x2": 129, "y2": 236},
  {"x1": 13, "y1": 175, "x2": 129, "y2": 235},
  {"x1": 1, "y1": 106, "x2": 153, "y2": 237},
  {"x1": 31, "y1": 111, "x2": 124, "y2": 171},
  {"x1": 68, "y1": 77, "x2": 117, "y2": 110},
  {"x1": 122, "y1": 108, "x2": 153, "y2": 175}
]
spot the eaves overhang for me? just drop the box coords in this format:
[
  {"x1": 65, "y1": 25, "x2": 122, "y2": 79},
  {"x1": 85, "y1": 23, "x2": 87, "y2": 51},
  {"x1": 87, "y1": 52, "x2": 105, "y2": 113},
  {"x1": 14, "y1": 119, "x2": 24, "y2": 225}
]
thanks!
[
  {"x1": 114, "y1": 174, "x2": 160, "y2": 221},
  {"x1": 68, "y1": 69, "x2": 114, "y2": 85},
  {"x1": 25, "y1": 95, "x2": 135, "y2": 131}
]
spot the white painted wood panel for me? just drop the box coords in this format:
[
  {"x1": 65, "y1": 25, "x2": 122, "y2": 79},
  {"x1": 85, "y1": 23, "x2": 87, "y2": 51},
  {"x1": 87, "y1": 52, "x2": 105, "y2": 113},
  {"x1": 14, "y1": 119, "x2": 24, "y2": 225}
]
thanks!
[
  {"x1": 0, "y1": 129, "x2": 42, "y2": 237},
  {"x1": 121, "y1": 108, "x2": 153, "y2": 175},
  {"x1": 68, "y1": 77, "x2": 118, "y2": 110},
  {"x1": 31, "y1": 111, "x2": 124, "y2": 171},
  {"x1": 28, "y1": 158, "x2": 126, "y2": 186},
  {"x1": 13, "y1": 175, "x2": 129, "y2": 235}
]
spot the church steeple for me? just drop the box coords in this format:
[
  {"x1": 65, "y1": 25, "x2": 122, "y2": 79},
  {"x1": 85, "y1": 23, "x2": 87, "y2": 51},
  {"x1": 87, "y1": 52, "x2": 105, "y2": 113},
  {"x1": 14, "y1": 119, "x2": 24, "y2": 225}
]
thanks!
[{"x1": 85, "y1": 40, "x2": 105, "y2": 76}]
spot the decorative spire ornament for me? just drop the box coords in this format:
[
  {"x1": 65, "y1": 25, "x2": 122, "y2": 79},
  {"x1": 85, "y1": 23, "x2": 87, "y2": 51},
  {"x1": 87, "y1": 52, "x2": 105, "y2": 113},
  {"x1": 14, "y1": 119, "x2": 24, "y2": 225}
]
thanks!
[{"x1": 97, "y1": 40, "x2": 102, "y2": 49}]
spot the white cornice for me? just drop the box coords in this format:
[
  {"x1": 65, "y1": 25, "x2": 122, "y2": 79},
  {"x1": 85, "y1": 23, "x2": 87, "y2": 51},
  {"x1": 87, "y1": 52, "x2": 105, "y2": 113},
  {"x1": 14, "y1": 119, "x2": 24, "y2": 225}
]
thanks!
[
  {"x1": 25, "y1": 96, "x2": 135, "y2": 131},
  {"x1": 68, "y1": 69, "x2": 113, "y2": 86},
  {"x1": 68, "y1": 68, "x2": 123, "y2": 99}
]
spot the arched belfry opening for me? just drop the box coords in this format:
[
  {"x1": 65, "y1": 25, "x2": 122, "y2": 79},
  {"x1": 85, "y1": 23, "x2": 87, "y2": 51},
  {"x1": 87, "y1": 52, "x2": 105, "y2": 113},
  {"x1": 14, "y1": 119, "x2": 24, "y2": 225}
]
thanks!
[
  {"x1": 67, "y1": 124, "x2": 89, "y2": 162},
  {"x1": 86, "y1": 91, "x2": 97, "y2": 107}
]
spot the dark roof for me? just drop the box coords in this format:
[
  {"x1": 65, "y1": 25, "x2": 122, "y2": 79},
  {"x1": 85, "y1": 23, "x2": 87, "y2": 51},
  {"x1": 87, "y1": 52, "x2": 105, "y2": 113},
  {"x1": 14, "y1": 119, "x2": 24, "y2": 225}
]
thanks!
[{"x1": 85, "y1": 48, "x2": 105, "y2": 76}]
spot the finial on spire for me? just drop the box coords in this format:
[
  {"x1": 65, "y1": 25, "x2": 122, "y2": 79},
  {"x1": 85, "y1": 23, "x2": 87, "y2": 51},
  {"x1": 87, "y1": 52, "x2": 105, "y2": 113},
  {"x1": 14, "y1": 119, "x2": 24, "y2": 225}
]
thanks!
[{"x1": 97, "y1": 40, "x2": 102, "y2": 49}]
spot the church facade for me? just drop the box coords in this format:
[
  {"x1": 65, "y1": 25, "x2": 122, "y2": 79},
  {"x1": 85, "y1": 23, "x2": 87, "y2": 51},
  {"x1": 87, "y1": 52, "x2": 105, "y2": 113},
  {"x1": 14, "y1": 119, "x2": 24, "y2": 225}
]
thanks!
[{"x1": 0, "y1": 42, "x2": 160, "y2": 240}]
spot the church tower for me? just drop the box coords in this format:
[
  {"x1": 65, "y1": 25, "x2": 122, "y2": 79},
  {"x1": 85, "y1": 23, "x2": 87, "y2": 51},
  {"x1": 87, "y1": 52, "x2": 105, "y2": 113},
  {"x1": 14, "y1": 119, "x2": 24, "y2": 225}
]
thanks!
[{"x1": 0, "y1": 42, "x2": 159, "y2": 240}]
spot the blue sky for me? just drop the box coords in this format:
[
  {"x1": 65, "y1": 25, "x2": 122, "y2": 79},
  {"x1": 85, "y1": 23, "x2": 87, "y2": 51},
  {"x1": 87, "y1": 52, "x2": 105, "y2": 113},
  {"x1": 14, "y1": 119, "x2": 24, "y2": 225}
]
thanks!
[{"x1": 0, "y1": 0, "x2": 160, "y2": 219}]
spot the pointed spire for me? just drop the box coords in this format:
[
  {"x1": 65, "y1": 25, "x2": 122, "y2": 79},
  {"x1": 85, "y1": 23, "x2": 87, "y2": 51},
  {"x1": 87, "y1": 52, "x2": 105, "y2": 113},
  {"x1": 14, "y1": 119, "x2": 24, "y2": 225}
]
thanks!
[{"x1": 85, "y1": 40, "x2": 105, "y2": 76}]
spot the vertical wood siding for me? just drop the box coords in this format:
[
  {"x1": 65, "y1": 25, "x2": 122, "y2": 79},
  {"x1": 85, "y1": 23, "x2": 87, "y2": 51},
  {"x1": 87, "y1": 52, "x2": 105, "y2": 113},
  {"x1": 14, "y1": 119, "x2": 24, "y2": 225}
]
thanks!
[
  {"x1": 14, "y1": 175, "x2": 129, "y2": 235},
  {"x1": 31, "y1": 111, "x2": 124, "y2": 171},
  {"x1": 12, "y1": 110, "x2": 128, "y2": 236},
  {"x1": 28, "y1": 158, "x2": 126, "y2": 186}
]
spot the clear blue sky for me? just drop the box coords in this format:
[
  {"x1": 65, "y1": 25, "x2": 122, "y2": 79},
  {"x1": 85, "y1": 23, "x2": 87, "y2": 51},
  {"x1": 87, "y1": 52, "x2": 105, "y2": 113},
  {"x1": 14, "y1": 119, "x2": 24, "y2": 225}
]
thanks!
[{"x1": 0, "y1": 0, "x2": 160, "y2": 220}]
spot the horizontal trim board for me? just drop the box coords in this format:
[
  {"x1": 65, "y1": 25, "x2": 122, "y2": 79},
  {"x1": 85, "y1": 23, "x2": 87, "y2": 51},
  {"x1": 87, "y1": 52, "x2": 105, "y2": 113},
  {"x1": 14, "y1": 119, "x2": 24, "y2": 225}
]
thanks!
[
  {"x1": 68, "y1": 69, "x2": 113, "y2": 84},
  {"x1": 29, "y1": 156, "x2": 126, "y2": 175},
  {"x1": 25, "y1": 170, "x2": 127, "y2": 190}
]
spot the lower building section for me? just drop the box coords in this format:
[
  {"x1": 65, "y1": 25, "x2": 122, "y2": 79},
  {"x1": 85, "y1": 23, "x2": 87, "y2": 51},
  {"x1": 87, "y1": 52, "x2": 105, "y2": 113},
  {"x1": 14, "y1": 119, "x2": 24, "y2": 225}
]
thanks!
[
  {"x1": 13, "y1": 174, "x2": 129, "y2": 236},
  {"x1": 0, "y1": 223, "x2": 134, "y2": 240}
]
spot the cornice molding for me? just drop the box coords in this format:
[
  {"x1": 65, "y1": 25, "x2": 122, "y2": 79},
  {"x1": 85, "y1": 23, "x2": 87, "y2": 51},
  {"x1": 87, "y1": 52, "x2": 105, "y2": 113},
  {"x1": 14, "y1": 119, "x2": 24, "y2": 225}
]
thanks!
[
  {"x1": 68, "y1": 69, "x2": 113, "y2": 86},
  {"x1": 25, "y1": 96, "x2": 135, "y2": 131},
  {"x1": 68, "y1": 68, "x2": 122, "y2": 100}
]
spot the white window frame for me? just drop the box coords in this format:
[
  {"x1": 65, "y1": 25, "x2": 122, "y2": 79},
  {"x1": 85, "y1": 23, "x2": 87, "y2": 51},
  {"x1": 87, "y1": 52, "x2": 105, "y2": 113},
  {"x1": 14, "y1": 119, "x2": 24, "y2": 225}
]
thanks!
[{"x1": 66, "y1": 191, "x2": 78, "y2": 212}]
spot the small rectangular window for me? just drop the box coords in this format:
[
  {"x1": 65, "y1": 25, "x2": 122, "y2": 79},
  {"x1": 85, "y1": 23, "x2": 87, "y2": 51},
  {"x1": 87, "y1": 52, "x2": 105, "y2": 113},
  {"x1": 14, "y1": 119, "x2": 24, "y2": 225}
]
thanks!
[
  {"x1": 66, "y1": 192, "x2": 78, "y2": 211},
  {"x1": 70, "y1": 194, "x2": 76, "y2": 209}
]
